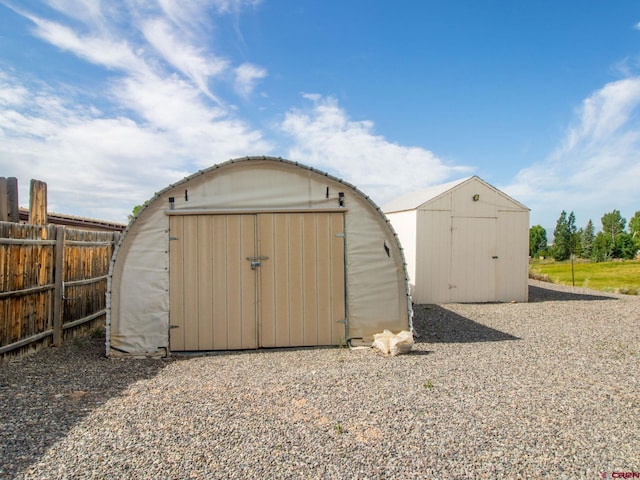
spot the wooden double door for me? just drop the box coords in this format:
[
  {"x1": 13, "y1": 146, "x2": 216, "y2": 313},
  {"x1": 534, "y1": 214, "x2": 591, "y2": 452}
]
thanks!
[{"x1": 169, "y1": 212, "x2": 346, "y2": 351}]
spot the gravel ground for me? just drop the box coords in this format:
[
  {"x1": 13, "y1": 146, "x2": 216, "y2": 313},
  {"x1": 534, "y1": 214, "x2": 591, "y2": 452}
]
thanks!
[{"x1": 1, "y1": 279, "x2": 639, "y2": 479}]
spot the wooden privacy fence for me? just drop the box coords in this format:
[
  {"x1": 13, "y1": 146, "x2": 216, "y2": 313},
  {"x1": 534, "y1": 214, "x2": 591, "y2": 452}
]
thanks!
[{"x1": 0, "y1": 221, "x2": 119, "y2": 359}]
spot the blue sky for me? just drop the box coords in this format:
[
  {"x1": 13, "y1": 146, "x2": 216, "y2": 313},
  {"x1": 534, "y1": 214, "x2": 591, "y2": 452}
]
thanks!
[{"x1": 1, "y1": 0, "x2": 639, "y2": 233}]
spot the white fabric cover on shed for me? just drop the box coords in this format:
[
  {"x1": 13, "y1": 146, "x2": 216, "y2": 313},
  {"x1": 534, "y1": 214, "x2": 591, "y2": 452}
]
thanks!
[{"x1": 107, "y1": 157, "x2": 412, "y2": 356}]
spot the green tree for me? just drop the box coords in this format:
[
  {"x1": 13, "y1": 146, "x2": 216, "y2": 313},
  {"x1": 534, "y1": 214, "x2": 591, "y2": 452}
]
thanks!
[
  {"x1": 580, "y1": 220, "x2": 595, "y2": 259},
  {"x1": 552, "y1": 210, "x2": 576, "y2": 261},
  {"x1": 529, "y1": 225, "x2": 547, "y2": 258},
  {"x1": 573, "y1": 227, "x2": 583, "y2": 258},
  {"x1": 613, "y1": 232, "x2": 637, "y2": 259},
  {"x1": 128, "y1": 204, "x2": 143, "y2": 223},
  {"x1": 601, "y1": 210, "x2": 626, "y2": 248},
  {"x1": 629, "y1": 210, "x2": 640, "y2": 236},
  {"x1": 629, "y1": 211, "x2": 640, "y2": 253},
  {"x1": 591, "y1": 232, "x2": 612, "y2": 262}
]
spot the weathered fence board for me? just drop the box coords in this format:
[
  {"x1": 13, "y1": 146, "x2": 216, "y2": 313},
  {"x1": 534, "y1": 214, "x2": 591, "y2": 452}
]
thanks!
[
  {"x1": 0, "y1": 222, "x2": 119, "y2": 360},
  {"x1": 29, "y1": 179, "x2": 48, "y2": 225},
  {"x1": 0, "y1": 177, "x2": 19, "y2": 223}
]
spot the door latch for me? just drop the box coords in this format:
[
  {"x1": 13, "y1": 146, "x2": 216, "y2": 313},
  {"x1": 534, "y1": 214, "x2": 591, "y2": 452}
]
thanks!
[{"x1": 246, "y1": 256, "x2": 269, "y2": 270}]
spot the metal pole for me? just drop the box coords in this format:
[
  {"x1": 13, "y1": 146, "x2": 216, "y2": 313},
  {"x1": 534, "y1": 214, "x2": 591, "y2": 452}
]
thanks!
[{"x1": 53, "y1": 225, "x2": 65, "y2": 346}]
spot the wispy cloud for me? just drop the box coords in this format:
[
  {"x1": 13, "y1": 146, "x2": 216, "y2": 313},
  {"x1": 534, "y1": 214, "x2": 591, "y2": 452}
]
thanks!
[
  {"x1": 41, "y1": 0, "x2": 109, "y2": 26},
  {"x1": 142, "y1": 18, "x2": 228, "y2": 101},
  {"x1": 279, "y1": 94, "x2": 471, "y2": 204},
  {"x1": 234, "y1": 63, "x2": 267, "y2": 97},
  {"x1": 27, "y1": 14, "x2": 145, "y2": 72},
  {"x1": 0, "y1": 0, "x2": 273, "y2": 222},
  {"x1": 505, "y1": 76, "x2": 640, "y2": 228}
]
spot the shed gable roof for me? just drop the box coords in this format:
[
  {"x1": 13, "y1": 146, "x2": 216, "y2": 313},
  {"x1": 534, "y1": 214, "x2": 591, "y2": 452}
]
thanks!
[{"x1": 382, "y1": 175, "x2": 528, "y2": 213}]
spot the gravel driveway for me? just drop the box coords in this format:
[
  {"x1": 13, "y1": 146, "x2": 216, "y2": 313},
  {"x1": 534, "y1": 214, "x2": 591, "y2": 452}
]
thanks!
[{"x1": 1, "y1": 279, "x2": 639, "y2": 479}]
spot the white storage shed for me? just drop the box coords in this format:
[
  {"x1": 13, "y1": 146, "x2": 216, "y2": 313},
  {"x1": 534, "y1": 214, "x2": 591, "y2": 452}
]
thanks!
[
  {"x1": 107, "y1": 157, "x2": 412, "y2": 357},
  {"x1": 383, "y1": 176, "x2": 529, "y2": 304}
]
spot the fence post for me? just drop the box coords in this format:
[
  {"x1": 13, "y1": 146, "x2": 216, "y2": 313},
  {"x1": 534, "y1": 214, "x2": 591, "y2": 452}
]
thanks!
[
  {"x1": 0, "y1": 178, "x2": 7, "y2": 222},
  {"x1": 29, "y1": 179, "x2": 48, "y2": 225},
  {"x1": 6, "y1": 178, "x2": 19, "y2": 223},
  {"x1": 0, "y1": 177, "x2": 19, "y2": 223},
  {"x1": 53, "y1": 225, "x2": 65, "y2": 346}
]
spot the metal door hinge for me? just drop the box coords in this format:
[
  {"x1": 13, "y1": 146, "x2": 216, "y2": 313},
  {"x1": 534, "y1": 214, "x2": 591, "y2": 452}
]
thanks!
[
  {"x1": 336, "y1": 233, "x2": 345, "y2": 238},
  {"x1": 169, "y1": 325, "x2": 179, "y2": 329}
]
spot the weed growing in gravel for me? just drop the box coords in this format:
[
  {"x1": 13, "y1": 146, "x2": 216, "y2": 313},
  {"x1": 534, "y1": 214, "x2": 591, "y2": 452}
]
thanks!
[
  {"x1": 336, "y1": 337, "x2": 347, "y2": 363},
  {"x1": 423, "y1": 380, "x2": 434, "y2": 389},
  {"x1": 616, "y1": 286, "x2": 640, "y2": 295},
  {"x1": 334, "y1": 422, "x2": 344, "y2": 434},
  {"x1": 90, "y1": 327, "x2": 105, "y2": 339},
  {"x1": 528, "y1": 271, "x2": 552, "y2": 282}
]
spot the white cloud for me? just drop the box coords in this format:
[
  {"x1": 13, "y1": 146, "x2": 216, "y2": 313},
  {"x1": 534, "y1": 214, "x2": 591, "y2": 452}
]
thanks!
[
  {"x1": 0, "y1": 69, "x2": 271, "y2": 221},
  {"x1": 41, "y1": 0, "x2": 113, "y2": 27},
  {"x1": 142, "y1": 18, "x2": 228, "y2": 101},
  {"x1": 1, "y1": 1, "x2": 474, "y2": 223},
  {"x1": 27, "y1": 14, "x2": 146, "y2": 73},
  {"x1": 234, "y1": 63, "x2": 267, "y2": 97},
  {"x1": 156, "y1": 0, "x2": 234, "y2": 29},
  {"x1": 505, "y1": 76, "x2": 640, "y2": 230},
  {"x1": 634, "y1": 21, "x2": 640, "y2": 30},
  {"x1": 154, "y1": 0, "x2": 262, "y2": 44},
  {"x1": 0, "y1": 1, "x2": 274, "y2": 222},
  {"x1": 279, "y1": 95, "x2": 471, "y2": 204},
  {"x1": 0, "y1": 74, "x2": 28, "y2": 106}
]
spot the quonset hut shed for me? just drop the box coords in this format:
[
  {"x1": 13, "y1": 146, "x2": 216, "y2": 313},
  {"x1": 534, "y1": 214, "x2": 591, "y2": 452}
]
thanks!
[
  {"x1": 383, "y1": 176, "x2": 529, "y2": 305},
  {"x1": 107, "y1": 157, "x2": 412, "y2": 357}
]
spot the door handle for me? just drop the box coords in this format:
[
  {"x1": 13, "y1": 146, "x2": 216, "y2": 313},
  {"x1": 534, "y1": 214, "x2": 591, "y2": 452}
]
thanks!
[{"x1": 250, "y1": 261, "x2": 261, "y2": 270}]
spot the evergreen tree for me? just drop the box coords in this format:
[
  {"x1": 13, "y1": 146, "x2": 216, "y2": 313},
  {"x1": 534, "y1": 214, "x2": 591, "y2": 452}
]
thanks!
[
  {"x1": 580, "y1": 220, "x2": 595, "y2": 259},
  {"x1": 552, "y1": 210, "x2": 576, "y2": 261},
  {"x1": 573, "y1": 227, "x2": 584, "y2": 258},
  {"x1": 591, "y1": 232, "x2": 612, "y2": 262},
  {"x1": 614, "y1": 232, "x2": 637, "y2": 259}
]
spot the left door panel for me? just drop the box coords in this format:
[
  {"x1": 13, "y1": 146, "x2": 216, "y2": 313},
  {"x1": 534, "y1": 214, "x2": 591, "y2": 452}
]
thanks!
[{"x1": 169, "y1": 215, "x2": 257, "y2": 351}]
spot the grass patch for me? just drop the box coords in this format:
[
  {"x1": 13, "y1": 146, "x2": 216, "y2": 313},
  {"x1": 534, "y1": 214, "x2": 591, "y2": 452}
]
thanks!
[
  {"x1": 529, "y1": 259, "x2": 640, "y2": 294},
  {"x1": 528, "y1": 270, "x2": 552, "y2": 283}
]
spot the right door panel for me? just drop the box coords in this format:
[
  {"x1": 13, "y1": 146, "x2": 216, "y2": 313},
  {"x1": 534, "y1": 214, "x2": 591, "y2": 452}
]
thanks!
[{"x1": 258, "y1": 212, "x2": 346, "y2": 347}]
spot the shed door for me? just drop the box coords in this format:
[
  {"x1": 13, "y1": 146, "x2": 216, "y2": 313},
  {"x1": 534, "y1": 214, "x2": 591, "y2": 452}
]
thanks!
[
  {"x1": 169, "y1": 212, "x2": 345, "y2": 351},
  {"x1": 450, "y1": 217, "x2": 496, "y2": 302}
]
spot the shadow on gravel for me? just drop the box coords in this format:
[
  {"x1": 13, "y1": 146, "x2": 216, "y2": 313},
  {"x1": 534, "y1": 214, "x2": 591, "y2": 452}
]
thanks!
[
  {"x1": 528, "y1": 284, "x2": 618, "y2": 302},
  {"x1": 412, "y1": 304, "x2": 520, "y2": 344},
  {"x1": 0, "y1": 334, "x2": 170, "y2": 480}
]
